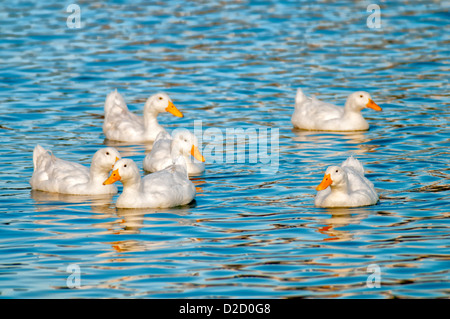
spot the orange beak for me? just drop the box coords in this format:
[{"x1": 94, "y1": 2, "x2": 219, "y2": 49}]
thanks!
[
  {"x1": 191, "y1": 145, "x2": 205, "y2": 162},
  {"x1": 165, "y1": 100, "x2": 183, "y2": 118},
  {"x1": 103, "y1": 169, "x2": 121, "y2": 185},
  {"x1": 366, "y1": 99, "x2": 382, "y2": 111},
  {"x1": 316, "y1": 174, "x2": 332, "y2": 191}
]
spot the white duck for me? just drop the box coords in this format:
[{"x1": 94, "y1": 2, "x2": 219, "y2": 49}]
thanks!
[
  {"x1": 291, "y1": 88, "x2": 382, "y2": 131},
  {"x1": 103, "y1": 157, "x2": 195, "y2": 209},
  {"x1": 143, "y1": 130, "x2": 205, "y2": 176},
  {"x1": 30, "y1": 145, "x2": 121, "y2": 195},
  {"x1": 315, "y1": 156, "x2": 379, "y2": 208},
  {"x1": 103, "y1": 89, "x2": 183, "y2": 142}
]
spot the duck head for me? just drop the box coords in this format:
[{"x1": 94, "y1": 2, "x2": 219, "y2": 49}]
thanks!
[
  {"x1": 346, "y1": 91, "x2": 382, "y2": 112},
  {"x1": 91, "y1": 147, "x2": 121, "y2": 171},
  {"x1": 145, "y1": 93, "x2": 183, "y2": 117},
  {"x1": 103, "y1": 158, "x2": 140, "y2": 186},
  {"x1": 172, "y1": 130, "x2": 205, "y2": 162},
  {"x1": 316, "y1": 166, "x2": 348, "y2": 191}
]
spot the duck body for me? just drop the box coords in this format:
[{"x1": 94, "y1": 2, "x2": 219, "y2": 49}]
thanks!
[
  {"x1": 103, "y1": 89, "x2": 183, "y2": 143},
  {"x1": 291, "y1": 88, "x2": 382, "y2": 131},
  {"x1": 315, "y1": 156, "x2": 379, "y2": 208},
  {"x1": 143, "y1": 131, "x2": 205, "y2": 176},
  {"x1": 104, "y1": 158, "x2": 195, "y2": 209},
  {"x1": 30, "y1": 145, "x2": 121, "y2": 195}
]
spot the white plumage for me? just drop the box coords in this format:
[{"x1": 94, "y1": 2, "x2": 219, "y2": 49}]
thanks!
[
  {"x1": 315, "y1": 156, "x2": 379, "y2": 208},
  {"x1": 103, "y1": 89, "x2": 183, "y2": 142},
  {"x1": 30, "y1": 145, "x2": 121, "y2": 195},
  {"x1": 103, "y1": 158, "x2": 196, "y2": 209},
  {"x1": 143, "y1": 130, "x2": 205, "y2": 176},
  {"x1": 292, "y1": 88, "x2": 382, "y2": 131}
]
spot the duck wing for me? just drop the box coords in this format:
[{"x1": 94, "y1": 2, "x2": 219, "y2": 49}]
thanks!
[
  {"x1": 300, "y1": 96, "x2": 344, "y2": 121},
  {"x1": 343, "y1": 164, "x2": 378, "y2": 201},
  {"x1": 30, "y1": 145, "x2": 90, "y2": 193},
  {"x1": 143, "y1": 132, "x2": 173, "y2": 172},
  {"x1": 141, "y1": 165, "x2": 195, "y2": 207},
  {"x1": 103, "y1": 90, "x2": 145, "y2": 140},
  {"x1": 293, "y1": 90, "x2": 344, "y2": 130}
]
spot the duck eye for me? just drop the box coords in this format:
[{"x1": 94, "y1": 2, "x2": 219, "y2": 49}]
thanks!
[
  {"x1": 106, "y1": 152, "x2": 110, "y2": 155},
  {"x1": 124, "y1": 164, "x2": 127, "y2": 168},
  {"x1": 336, "y1": 170, "x2": 339, "y2": 173},
  {"x1": 159, "y1": 96, "x2": 163, "y2": 100},
  {"x1": 360, "y1": 95, "x2": 363, "y2": 98}
]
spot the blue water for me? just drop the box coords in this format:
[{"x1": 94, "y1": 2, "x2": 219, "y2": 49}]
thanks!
[{"x1": 0, "y1": 0, "x2": 449, "y2": 298}]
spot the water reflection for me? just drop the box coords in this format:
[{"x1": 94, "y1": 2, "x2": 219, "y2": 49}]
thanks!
[
  {"x1": 318, "y1": 207, "x2": 370, "y2": 242},
  {"x1": 30, "y1": 189, "x2": 115, "y2": 213},
  {"x1": 108, "y1": 206, "x2": 196, "y2": 253},
  {"x1": 102, "y1": 139, "x2": 151, "y2": 157},
  {"x1": 291, "y1": 129, "x2": 377, "y2": 155},
  {"x1": 107, "y1": 208, "x2": 148, "y2": 253}
]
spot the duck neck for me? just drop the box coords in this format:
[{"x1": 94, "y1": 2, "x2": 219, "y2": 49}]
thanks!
[
  {"x1": 170, "y1": 142, "x2": 189, "y2": 162},
  {"x1": 330, "y1": 180, "x2": 349, "y2": 195},
  {"x1": 343, "y1": 99, "x2": 363, "y2": 116},
  {"x1": 89, "y1": 162, "x2": 110, "y2": 186},
  {"x1": 343, "y1": 96, "x2": 355, "y2": 110},
  {"x1": 121, "y1": 175, "x2": 142, "y2": 194},
  {"x1": 342, "y1": 102, "x2": 367, "y2": 128},
  {"x1": 143, "y1": 99, "x2": 163, "y2": 131},
  {"x1": 143, "y1": 109, "x2": 160, "y2": 128}
]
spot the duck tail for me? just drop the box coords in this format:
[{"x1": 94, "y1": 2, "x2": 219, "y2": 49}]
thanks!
[
  {"x1": 33, "y1": 144, "x2": 47, "y2": 171},
  {"x1": 295, "y1": 88, "x2": 307, "y2": 105},
  {"x1": 104, "y1": 89, "x2": 126, "y2": 113},
  {"x1": 342, "y1": 155, "x2": 365, "y2": 176}
]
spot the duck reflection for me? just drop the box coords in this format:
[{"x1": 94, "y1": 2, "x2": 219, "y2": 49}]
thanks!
[
  {"x1": 102, "y1": 138, "x2": 152, "y2": 157},
  {"x1": 107, "y1": 208, "x2": 148, "y2": 253},
  {"x1": 30, "y1": 189, "x2": 116, "y2": 214},
  {"x1": 107, "y1": 203, "x2": 197, "y2": 253},
  {"x1": 291, "y1": 129, "x2": 376, "y2": 155},
  {"x1": 31, "y1": 188, "x2": 199, "y2": 254},
  {"x1": 191, "y1": 179, "x2": 206, "y2": 195},
  {"x1": 317, "y1": 207, "x2": 370, "y2": 242}
]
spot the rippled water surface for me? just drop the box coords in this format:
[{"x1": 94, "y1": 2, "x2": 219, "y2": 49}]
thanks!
[{"x1": 0, "y1": 0, "x2": 449, "y2": 298}]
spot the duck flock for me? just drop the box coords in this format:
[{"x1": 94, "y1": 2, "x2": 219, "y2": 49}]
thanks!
[{"x1": 30, "y1": 88, "x2": 382, "y2": 209}]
